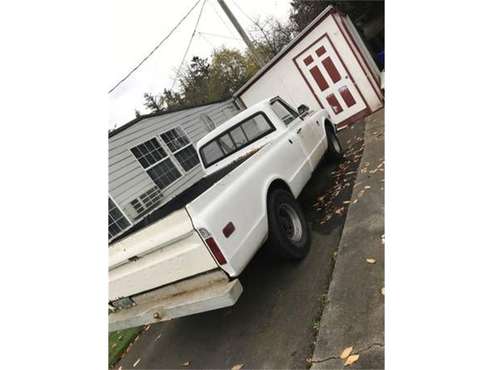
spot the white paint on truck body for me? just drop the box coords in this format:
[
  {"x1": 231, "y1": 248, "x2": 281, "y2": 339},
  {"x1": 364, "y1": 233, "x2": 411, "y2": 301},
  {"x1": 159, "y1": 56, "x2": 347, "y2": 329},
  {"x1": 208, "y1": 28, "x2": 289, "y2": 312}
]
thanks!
[
  {"x1": 109, "y1": 208, "x2": 218, "y2": 300},
  {"x1": 190, "y1": 99, "x2": 330, "y2": 276},
  {"x1": 109, "y1": 96, "x2": 335, "y2": 329}
]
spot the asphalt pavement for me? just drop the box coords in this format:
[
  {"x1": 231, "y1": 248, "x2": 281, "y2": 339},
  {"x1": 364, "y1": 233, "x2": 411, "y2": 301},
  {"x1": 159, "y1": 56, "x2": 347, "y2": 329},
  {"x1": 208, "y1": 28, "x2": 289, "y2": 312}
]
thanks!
[{"x1": 113, "y1": 121, "x2": 366, "y2": 370}]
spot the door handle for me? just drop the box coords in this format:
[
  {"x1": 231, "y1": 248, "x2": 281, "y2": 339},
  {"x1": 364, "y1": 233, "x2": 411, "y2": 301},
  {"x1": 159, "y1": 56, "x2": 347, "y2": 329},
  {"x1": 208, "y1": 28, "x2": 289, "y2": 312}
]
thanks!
[{"x1": 296, "y1": 127, "x2": 302, "y2": 134}]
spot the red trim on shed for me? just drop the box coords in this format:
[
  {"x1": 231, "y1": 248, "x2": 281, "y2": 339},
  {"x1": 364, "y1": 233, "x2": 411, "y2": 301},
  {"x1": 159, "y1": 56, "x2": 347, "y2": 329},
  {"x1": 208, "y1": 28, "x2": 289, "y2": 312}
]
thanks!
[
  {"x1": 315, "y1": 45, "x2": 326, "y2": 57},
  {"x1": 334, "y1": 14, "x2": 383, "y2": 104},
  {"x1": 338, "y1": 86, "x2": 356, "y2": 107},
  {"x1": 321, "y1": 56, "x2": 341, "y2": 83},
  {"x1": 326, "y1": 94, "x2": 343, "y2": 114},
  {"x1": 303, "y1": 55, "x2": 314, "y2": 65},
  {"x1": 292, "y1": 32, "x2": 370, "y2": 121},
  {"x1": 309, "y1": 65, "x2": 329, "y2": 91}
]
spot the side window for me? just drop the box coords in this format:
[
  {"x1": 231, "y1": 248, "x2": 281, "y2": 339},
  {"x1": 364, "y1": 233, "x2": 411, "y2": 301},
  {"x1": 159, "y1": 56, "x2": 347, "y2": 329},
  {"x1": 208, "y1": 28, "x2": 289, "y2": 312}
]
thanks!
[{"x1": 270, "y1": 100, "x2": 298, "y2": 125}]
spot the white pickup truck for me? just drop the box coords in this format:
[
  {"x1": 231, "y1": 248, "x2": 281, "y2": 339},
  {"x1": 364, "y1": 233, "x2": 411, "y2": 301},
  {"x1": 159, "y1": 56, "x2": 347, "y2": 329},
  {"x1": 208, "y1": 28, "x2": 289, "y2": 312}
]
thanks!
[{"x1": 109, "y1": 96, "x2": 342, "y2": 331}]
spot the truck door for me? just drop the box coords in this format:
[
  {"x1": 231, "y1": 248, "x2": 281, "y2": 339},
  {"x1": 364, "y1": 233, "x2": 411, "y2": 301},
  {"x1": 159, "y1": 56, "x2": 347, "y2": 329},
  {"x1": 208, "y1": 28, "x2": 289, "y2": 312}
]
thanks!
[{"x1": 270, "y1": 99, "x2": 320, "y2": 170}]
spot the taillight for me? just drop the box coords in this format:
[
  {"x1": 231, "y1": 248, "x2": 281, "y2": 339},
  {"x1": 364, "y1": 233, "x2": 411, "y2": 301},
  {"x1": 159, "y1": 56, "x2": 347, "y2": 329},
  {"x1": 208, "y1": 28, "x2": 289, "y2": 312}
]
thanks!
[{"x1": 199, "y1": 228, "x2": 227, "y2": 265}]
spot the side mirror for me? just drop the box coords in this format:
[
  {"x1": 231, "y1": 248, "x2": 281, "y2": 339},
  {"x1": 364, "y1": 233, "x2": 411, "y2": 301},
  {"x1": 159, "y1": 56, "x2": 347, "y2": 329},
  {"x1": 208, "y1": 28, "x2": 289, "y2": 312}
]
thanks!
[{"x1": 297, "y1": 104, "x2": 309, "y2": 116}]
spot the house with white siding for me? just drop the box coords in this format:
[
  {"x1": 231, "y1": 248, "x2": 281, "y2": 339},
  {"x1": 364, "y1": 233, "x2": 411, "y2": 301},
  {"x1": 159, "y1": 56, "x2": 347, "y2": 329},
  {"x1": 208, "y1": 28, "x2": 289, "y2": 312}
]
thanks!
[{"x1": 108, "y1": 99, "x2": 241, "y2": 242}]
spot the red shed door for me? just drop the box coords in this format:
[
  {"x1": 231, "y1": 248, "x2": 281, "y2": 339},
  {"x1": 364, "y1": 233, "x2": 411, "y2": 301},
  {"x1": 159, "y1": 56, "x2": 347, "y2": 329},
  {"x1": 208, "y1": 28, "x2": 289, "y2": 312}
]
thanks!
[{"x1": 295, "y1": 35, "x2": 366, "y2": 124}]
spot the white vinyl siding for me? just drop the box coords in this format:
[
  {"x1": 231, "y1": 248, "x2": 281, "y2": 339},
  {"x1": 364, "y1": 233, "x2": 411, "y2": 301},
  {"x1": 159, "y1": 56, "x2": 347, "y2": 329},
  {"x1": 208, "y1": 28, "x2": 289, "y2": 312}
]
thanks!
[{"x1": 108, "y1": 100, "x2": 240, "y2": 241}]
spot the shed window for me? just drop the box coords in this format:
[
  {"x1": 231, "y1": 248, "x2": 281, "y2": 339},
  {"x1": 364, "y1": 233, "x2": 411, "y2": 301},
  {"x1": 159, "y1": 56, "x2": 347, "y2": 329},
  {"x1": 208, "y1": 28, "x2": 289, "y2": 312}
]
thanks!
[
  {"x1": 130, "y1": 138, "x2": 167, "y2": 168},
  {"x1": 161, "y1": 127, "x2": 199, "y2": 172},
  {"x1": 131, "y1": 138, "x2": 182, "y2": 190},
  {"x1": 109, "y1": 197, "x2": 130, "y2": 240}
]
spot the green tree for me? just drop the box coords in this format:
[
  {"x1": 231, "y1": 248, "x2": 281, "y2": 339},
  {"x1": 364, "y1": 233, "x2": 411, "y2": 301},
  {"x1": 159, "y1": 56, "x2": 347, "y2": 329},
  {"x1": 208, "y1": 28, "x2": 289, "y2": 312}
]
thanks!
[
  {"x1": 289, "y1": 1, "x2": 384, "y2": 50},
  {"x1": 248, "y1": 16, "x2": 297, "y2": 59},
  {"x1": 177, "y1": 56, "x2": 211, "y2": 107},
  {"x1": 208, "y1": 47, "x2": 254, "y2": 101}
]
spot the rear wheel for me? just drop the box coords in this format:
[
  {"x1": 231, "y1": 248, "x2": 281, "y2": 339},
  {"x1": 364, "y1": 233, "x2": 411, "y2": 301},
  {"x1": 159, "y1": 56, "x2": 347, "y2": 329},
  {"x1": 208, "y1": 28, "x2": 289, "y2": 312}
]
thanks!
[
  {"x1": 325, "y1": 122, "x2": 343, "y2": 161},
  {"x1": 267, "y1": 189, "x2": 311, "y2": 260}
]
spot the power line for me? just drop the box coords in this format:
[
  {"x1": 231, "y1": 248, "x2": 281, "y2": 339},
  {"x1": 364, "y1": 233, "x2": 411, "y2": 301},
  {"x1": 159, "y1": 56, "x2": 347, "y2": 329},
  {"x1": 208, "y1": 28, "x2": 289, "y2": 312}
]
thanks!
[
  {"x1": 198, "y1": 32, "x2": 216, "y2": 48},
  {"x1": 108, "y1": 0, "x2": 202, "y2": 94},
  {"x1": 198, "y1": 31, "x2": 241, "y2": 41},
  {"x1": 171, "y1": 0, "x2": 207, "y2": 90},
  {"x1": 231, "y1": 0, "x2": 256, "y2": 25},
  {"x1": 209, "y1": 0, "x2": 238, "y2": 39}
]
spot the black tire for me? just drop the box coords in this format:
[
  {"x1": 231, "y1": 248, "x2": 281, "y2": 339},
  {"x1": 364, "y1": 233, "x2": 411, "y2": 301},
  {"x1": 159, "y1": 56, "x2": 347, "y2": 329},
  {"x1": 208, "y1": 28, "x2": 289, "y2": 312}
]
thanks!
[
  {"x1": 267, "y1": 189, "x2": 311, "y2": 260},
  {"x1": 325, "y1": 122, "x2": 343, "y2": 161}
]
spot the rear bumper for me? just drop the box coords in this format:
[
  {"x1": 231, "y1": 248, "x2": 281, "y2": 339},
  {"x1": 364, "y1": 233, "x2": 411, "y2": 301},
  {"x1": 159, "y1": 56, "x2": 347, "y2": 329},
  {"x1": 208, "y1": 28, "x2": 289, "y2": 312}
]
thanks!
[{"x1": 109, "y1": 270, "x2": 242, "y2": 332}]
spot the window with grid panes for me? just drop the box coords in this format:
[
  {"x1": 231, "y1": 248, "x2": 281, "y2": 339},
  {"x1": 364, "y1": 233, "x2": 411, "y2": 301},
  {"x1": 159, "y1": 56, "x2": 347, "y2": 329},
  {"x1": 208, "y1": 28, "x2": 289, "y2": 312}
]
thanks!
[
  {"x1": 109, "y1": 197, "x2": 130, "y2": 240},
  {"x1": 130, "y1": 138, "x2": 182, "y2": 190},
  {"x1": 160, "y1": 127, "x2": 200, "y2": 172}
]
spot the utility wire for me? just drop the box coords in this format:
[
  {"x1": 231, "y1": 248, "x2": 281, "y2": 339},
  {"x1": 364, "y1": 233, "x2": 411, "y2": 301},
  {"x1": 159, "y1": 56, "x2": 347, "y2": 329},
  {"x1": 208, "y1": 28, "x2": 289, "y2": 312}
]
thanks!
[
  {"x1": 108, "y1": 0, "x2": 202, "y2": 94},
  {"x1": 209, "y1": 0, "x2": 238, "y2": 39},
  {"x1": 199, "y1": 32, "x2": 216, "y2": 48},
  {"x1": 171, "y1": 0, "x2": 207, "y2": 90},
  {"x1": 198, "y1": 31, "x2": 241, "y2": 41},
  {"x1": 231, "y1": 0, "x2": 256, "y2": 25}
]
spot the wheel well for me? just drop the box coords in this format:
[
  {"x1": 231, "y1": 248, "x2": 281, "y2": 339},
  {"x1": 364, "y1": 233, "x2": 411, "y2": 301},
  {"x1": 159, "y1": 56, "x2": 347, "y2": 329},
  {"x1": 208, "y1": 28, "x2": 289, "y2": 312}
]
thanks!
[
  {"x1": 267, "y1": 179, "x2": 293, "y2": 198},
  {"x1": 324, "y1": 119, "x2": 336, "y2": 136}
]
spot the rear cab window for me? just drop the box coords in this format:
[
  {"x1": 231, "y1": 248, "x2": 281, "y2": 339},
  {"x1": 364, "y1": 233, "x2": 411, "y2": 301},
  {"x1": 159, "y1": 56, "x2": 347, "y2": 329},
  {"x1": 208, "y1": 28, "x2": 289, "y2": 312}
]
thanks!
[{"x1": 200, "y1": 112, "x2": 275, "y2": 168}]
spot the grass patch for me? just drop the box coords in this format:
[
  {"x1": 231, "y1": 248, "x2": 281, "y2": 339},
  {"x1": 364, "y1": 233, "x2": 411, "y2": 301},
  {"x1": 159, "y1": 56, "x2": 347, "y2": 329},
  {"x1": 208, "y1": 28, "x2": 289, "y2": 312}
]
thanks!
[{"x1": 108, "y1": 326, "x2": 143, "y2": 368}]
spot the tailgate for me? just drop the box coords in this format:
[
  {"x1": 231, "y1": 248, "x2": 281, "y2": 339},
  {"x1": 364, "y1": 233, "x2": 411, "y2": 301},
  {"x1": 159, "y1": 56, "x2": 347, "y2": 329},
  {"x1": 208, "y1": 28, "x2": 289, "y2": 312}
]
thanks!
[
  {"x1": 109, "y1": 270, "x2": 242, "y2": 332},
  {"x1": 109, "y1": 209, "x2": 218, "y2": 301}
]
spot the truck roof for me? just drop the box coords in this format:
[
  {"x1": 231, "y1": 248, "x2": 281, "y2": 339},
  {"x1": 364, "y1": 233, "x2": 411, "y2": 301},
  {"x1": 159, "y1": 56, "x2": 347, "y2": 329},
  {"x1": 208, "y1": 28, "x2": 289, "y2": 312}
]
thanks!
[{"x1": 196, "y1": 96, "x2": 276, "y2": 150}]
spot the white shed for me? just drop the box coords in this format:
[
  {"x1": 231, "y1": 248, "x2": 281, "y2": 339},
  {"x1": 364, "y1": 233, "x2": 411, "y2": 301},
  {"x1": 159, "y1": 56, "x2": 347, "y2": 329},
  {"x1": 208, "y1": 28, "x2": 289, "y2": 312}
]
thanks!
[{"x1": 234, "y1": 6, "x2": 383, "y2": 128}]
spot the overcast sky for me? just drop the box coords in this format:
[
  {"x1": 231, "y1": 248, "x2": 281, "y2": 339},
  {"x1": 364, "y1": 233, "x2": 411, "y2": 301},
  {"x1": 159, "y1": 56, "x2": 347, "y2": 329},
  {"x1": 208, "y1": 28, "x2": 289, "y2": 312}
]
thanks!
[{"x1": 109, "y1": 0, "x2": 292, "y2": 128}]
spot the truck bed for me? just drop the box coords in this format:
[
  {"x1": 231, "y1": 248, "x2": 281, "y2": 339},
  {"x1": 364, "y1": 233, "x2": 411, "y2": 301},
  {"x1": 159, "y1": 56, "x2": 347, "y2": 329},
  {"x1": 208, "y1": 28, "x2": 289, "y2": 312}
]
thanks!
[{"x1": 111, "y1": 153, "x2": 255, "y2": 245}]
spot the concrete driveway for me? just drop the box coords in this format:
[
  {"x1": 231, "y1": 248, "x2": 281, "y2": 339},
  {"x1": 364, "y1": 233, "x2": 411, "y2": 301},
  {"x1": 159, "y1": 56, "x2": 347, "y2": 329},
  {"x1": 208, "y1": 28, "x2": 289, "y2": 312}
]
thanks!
[{"x1": 114, "y1": 122, "x2": 366, "y2": 370}]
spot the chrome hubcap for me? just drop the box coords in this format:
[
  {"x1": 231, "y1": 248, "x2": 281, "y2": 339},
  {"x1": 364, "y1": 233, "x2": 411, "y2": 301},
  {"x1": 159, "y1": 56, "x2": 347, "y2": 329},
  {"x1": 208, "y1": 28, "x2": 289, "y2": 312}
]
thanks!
[{"x1": 278, "y1": 203, "x2": 303, "y2": 243}]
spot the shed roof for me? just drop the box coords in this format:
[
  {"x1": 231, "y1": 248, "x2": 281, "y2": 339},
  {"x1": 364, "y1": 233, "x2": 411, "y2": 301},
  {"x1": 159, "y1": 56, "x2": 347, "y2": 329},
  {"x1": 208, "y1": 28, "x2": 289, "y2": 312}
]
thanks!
[
  {"x1": 108, "y1": 98, "x2": 232, "y2": 138},
  {"x1": 233, "y1": 6, "x2": 335, "y2": 99}
]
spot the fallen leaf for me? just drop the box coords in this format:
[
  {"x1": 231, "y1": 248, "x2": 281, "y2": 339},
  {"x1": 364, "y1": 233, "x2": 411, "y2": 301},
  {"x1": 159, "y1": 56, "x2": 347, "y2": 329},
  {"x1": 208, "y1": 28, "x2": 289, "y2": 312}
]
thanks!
[
  {"x1": 231, "y1": 364, "x2": 244, "y2": 370},
  {"x1": 144, "y1": 325, "x2": 151, "y2": 331},
  {"x1": 343, "y1": 201, "x2": 351, "y2": 204},
  {"x1": 154, "y1": 333, "x2": 162, "y2": 342},
  {"x1": 335, "y1": 207, "x2": 345, "y2": 215},
  {"x1": 381, "y1": 287, "x2": 385, "y2": 295},
  {"x1": 364, "y1": 185, "x2": 371, "y2": 189},
  {"x1": 182, "y1": 361, "x2": 191, "y2": 367},
  {"x1": 352, "y1": 199, "x2": 358, "y2": 204},
  {"x1": 344, "y1": 354, "x2": 360, "y2": 366},
  {"x1": 366, "y1": 258, "x2": 376, "y2": 264},
  {"x1": 133, "y1": 358, "x2": 141, "y2": 367},
  {"x1": 340, "y1": 346, "x2": 353, "y2": 359}
]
